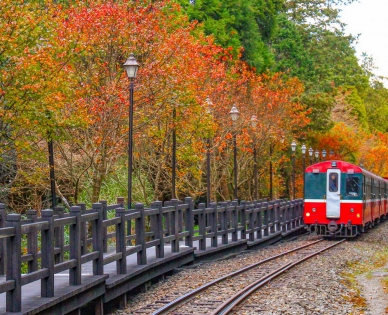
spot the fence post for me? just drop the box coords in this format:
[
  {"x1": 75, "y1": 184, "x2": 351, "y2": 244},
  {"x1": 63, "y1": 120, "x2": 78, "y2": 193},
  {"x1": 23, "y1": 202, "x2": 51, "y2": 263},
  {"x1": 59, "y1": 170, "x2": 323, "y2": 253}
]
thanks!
[
  {"x1": 117, "y1": 197, "x2": 125, "y2": 207},
  {"x1": 41, "y1": 210, "x2": 55, "y2": 297},
  {"x1": 0, "y1": 203, "x2": 6, "y2": 275},
  {"x1": 281, "y1": 201, "x2": 286, "y2": 233},
  {"x1": 117, "y1": 197, "x2": 131, "y2": 246},
  {"x1": 184, "y1": 197, "x2": 194, "y2": 248},
  {"x1": 54, "y1": 206, "x2": 65, "y2": 263},
  {"x1": 6, "y1": 214, "x2": 22, "y2": 312},
  {"x1": 135, "y1": 203, "x2": 147, "y2": 265},
  {"x1": 77, "y1": 203, "x2": 87, "y2": 255},
  {"x1": 231, "y1": 200, "x2": 238, "y2": 241},
  {"x1": 198, "y1": 203, "x2": 206, "y2": 250},
  {"x1": 99, "y1": 200, "x2": 108, "y2": 253},
  {"x1": 219, "y1": 202, "x2": 228, "y2": 245},
  {"x1": 92, "y1": 203, "x2": 104, "y2": 275},
  {"x1": 248, "y1": 204, "x2": 255, "y2": 241},
  {"x1": 69, "y1": 206, "x2": 81, "y2": 285},
  {"x1": 275, "y1": 200, "x2": 281, "y2": 232},
  {"x1": 164, "y1": 201, "x2": 172, "y2": 237},
  {"x1": 287, "y1": 201, "x2": 292, "y2": 231},
  {"x1": 297, "y1": 199, "x2": 303, "y2": 226},
  {"x1": 291, "y1": 201, "x2": 296, "y2": 229},
  {"x1": 240, "y1": 201, "x2": 246, "y2": 240},
  {"x1": 269, "y1": 201, "x2": 275, "y2": 234},
  {"x1": 171, "y1": 199, "x2": 180, "y2": 253},
  {"x1": 209, "y1": 202, "x2": 218, "y2": 247},
  {"x1": 26, "y1": 210, "x2": 38, "y2": 273},
  {"x1": 256, "y1": 202, "x2": 263, "y2": 239},
  {"x1": 263, "y1": 202, "x2": 269, "y2": 237},
  {"x1": 151, "y1": 201, "x2": 164, "y2": 258},
  {"x1": 116, "y1": 207, "x2": 127, "y2": 274}
]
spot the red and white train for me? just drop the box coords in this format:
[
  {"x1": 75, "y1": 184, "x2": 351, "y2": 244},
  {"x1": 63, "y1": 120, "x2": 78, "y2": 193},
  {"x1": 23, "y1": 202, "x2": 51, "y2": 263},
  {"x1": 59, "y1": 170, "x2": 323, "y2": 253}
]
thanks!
[{"x1": 303, "y1": 160, "x2": 388, "y2": 237}]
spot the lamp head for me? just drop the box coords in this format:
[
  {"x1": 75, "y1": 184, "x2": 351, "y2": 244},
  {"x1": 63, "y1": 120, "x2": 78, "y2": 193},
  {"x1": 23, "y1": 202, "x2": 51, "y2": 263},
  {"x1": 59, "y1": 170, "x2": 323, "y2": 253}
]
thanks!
[
  {"x1": 123, "y1": 53, "x2": 139, "y2": 79},
  {"x1": 291, "y1": 140, "x2": 297, "y2": 152},
  {"x1": 229, "y1": 105, "x2": 239, "y2": 121}
]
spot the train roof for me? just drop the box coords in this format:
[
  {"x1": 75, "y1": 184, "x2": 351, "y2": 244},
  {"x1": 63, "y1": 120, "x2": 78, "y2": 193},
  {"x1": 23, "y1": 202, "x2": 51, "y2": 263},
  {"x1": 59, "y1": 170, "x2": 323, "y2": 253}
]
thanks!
[{"x1": 305, "y1": 160, "x2": 388, "y2": 183}]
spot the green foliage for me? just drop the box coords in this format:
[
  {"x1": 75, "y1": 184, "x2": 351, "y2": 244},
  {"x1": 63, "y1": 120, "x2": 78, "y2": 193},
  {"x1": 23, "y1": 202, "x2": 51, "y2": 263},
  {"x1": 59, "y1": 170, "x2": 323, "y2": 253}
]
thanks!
[
  {"x1": 300, "y1": 92, "x2": 334, "y2": 133},
  {"x1": 269, "y1": 3, "x2": 370, "y2": 133},
  {"x1": 270, "y1": 14, "x2": 314, "y2": 81},
  {"x1": 77, "y1": 165, "x2": 155, "y2": 207},
  {"x1": 343, "y1": 86, "x2": 368, "y2": 130},
  {"x1": 175, "y1": 0, "x2": 278, "y2": 71},
  {"x1": 364, "y1": 86, "x2": 388, "y2": 133}
]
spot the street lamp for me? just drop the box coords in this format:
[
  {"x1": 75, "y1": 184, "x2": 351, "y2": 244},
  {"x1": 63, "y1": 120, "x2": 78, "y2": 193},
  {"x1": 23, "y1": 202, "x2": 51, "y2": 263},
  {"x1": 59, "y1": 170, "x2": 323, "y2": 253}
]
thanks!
[
  {"x1": 205, "y1": 97, "x2": 213, "y2": 206},
  {"x1": 308, "y1": 147, "x2": 313, "y2": 165},
  {"x1": 229, "y1": 105, "x2": 239, "y2": 200},
  {"x1": 172, "y1": 106, "x2": 177, "y2": 199},
  {"x1": 291, "y1": 140, "x2": 296, "y2": 200},
  {"x1": 45, "y1": 110, "x2": 56, "y2": 210},
  {"x1": 315, "y1": 149, "x2": 319, "y2": 162},
  {"x1": 322, "y1": 149, "x2": 327, "y2": 161},
  {"x1": 123, "y1": 53, "x2": 139, "y2": 208},
  {"x1": 250, "y1": 115, "x2": 258, "y2": 200},
  {"x1": 48, "y1": 138, "x2": 56, "y2": 209}
]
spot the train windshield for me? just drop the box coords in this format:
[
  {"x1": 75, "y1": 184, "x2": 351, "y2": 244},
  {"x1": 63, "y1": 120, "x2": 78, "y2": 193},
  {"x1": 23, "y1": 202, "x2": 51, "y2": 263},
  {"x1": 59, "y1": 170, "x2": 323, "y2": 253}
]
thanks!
[{"x1": 346, "y1": 175, "x2": 360, "y2": 196}]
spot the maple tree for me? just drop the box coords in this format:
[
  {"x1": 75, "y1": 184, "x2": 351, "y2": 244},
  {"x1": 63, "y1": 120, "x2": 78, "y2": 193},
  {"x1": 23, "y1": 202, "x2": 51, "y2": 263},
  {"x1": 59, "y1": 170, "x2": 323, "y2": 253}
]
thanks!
[{"x1": 2, "y1": 0, "x2": 387, "y2": 212}]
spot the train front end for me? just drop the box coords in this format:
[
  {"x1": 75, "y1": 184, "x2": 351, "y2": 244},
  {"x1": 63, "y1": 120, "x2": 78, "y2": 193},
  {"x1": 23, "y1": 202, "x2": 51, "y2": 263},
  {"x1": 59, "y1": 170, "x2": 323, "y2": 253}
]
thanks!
[{"x1": 304, "y1": 161, "x2": 363, "y2": 237}]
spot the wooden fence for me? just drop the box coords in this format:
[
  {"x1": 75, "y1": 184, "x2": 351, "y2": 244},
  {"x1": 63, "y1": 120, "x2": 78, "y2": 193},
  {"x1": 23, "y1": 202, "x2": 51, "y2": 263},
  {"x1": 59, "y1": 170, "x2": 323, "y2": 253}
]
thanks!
[{"x1": 0, "y1": 198, "x2": 303, "y2": 313}]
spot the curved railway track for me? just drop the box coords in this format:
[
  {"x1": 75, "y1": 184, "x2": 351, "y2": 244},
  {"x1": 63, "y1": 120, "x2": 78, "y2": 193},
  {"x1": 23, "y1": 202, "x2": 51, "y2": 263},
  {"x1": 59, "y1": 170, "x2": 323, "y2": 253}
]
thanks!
[{"x1": 131, "y1": 239, "x2": 345, "y2": 315}]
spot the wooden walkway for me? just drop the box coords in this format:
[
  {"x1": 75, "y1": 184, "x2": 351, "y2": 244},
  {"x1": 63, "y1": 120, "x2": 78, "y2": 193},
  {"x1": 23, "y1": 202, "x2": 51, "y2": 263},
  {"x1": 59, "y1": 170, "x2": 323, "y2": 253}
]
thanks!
[
  {"x1": 0, "y1": 246, "x2": 194, "y2": 315},
  {"x1": 0, "y1": 198, "x2": 304, "y2": 314}
]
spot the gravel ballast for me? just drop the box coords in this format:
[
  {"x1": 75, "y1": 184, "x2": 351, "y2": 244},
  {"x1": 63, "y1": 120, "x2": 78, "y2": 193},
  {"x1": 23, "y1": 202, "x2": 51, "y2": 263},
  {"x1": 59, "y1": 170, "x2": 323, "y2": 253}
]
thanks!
[{"x1": 120, "y1": 222, "x2": 388, "y2": 315}]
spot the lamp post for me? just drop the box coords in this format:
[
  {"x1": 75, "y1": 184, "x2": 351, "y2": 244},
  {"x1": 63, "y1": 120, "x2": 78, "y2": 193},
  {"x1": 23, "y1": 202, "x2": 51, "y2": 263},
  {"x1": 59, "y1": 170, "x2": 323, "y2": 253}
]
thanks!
[
  {"x1": 322, "y1": 149, "x2": 327, "y2": 161},
  {"x1": 48, "y1": 138, "x2": 56, "y2": 209},
  {"x1": 123, "y1": 53, "x2": 139, "y2": 208},
  {"x1": 250, "y1": 115, "x2": 258, "y2": 200},
  {"x1": 172, "y1": 106, "x2": 177, "y2": 199},
  {"x1": 315, "y1": 149, "x2": 319, "y2": 162},
  {"x1": 205, "y1": 97, "x2": 213, "y2": 206},
  {"x1": 291, "y1": 140, "x2": 296, "y2": 200},
  {"x1": 229, "y1": 105, "x2": 239, "y2": 200},
  {"x1": 309, "y1": 147, "x2": 313, "y2": 165}
]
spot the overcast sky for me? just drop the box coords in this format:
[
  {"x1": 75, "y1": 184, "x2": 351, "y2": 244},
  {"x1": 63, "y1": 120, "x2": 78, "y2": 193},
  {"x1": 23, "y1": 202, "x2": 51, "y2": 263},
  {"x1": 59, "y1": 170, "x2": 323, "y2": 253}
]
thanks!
[{"x1": 339, "y1": 0, "x2": 388, "y2": 86}]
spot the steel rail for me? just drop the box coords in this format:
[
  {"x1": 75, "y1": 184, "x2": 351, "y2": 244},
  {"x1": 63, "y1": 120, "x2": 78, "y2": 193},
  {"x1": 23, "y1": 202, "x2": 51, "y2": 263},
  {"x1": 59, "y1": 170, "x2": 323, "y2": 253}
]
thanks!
[
  {"x1": 211, "y1": 239, "x2": 346, "y2": 315},
  {"x1": 150, "y1": 239, "x2": 325, "y2": 315}
]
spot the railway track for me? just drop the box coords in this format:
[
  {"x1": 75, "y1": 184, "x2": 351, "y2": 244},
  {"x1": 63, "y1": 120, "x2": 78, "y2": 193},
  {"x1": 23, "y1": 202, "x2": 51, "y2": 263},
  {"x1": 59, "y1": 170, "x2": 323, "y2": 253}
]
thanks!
[{"x1": 130, "y1": 239, "x2": 344, "y2": 315}]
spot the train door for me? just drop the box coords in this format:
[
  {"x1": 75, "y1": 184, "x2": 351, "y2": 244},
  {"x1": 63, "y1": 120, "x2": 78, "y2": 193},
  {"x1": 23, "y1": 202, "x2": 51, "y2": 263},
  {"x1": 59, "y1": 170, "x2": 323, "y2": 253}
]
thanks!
[{"x1": 326, "y1": 169, "x2": 341, "y2": 218}]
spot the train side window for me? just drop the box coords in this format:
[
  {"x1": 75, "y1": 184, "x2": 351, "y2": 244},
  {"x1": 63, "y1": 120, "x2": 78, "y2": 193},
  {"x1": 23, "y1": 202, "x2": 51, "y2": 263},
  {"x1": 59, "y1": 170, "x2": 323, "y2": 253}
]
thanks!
[
  {"x1": 329, "y1": 173, "x2": 339, "y2": 192},
  {"x1": 346, "y1": 175, "x2": 360, "y2": 196}
]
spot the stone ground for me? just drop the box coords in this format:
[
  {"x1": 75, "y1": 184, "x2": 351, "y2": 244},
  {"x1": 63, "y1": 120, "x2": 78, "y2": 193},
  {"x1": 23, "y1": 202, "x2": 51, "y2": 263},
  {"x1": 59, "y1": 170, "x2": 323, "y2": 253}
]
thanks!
[{"x1": 118, "y1": 221, "x2": 388, "y2": 315}]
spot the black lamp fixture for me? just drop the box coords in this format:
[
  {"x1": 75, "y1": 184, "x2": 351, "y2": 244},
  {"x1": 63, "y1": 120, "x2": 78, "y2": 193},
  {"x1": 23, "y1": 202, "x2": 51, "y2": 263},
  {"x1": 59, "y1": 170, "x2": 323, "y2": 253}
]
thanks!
[
  {"x1": 229, "y1": 104, "x2": 239, "y2": 200},
  {"x1": 123, "y1": 53, "x2": 139, "y2": 208}
]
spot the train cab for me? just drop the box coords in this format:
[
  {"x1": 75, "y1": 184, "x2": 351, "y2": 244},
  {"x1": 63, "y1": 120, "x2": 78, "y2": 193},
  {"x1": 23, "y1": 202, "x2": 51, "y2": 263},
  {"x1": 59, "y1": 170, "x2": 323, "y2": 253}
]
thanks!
[{"x1": 304, "y1": 160, "x2": 388, "y2": 237}]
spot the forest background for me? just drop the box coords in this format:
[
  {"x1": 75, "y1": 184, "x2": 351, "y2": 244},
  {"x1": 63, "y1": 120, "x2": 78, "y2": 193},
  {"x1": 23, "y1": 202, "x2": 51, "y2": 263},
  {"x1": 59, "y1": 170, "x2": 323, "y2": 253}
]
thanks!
[{"x1": 1, "y1": 0, "x2": 387, "y2": 213}]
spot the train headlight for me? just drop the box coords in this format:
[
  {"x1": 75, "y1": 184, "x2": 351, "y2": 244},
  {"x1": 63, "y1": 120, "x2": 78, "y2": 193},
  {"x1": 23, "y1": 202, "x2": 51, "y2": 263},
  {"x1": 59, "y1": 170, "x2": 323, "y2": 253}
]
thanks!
[
  {"x1": 312, "y1": 208, "x2": 317, "y2": 212},
  {"x1": 350, "y1": 208, "x2": 355, "y2": 213},
  {"x1": 356, "y1": 213, "x2": 360, "y2": 218},
  {"x1": 306, "y1": 212, "x2": 310, "y2": 217}
]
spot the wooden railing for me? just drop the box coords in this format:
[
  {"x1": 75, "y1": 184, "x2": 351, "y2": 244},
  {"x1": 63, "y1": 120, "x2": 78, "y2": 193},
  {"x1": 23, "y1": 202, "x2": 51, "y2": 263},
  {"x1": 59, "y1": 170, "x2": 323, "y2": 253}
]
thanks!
[{"x1": 0, "y1": 198, "x2": 303, "y2": 312}]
